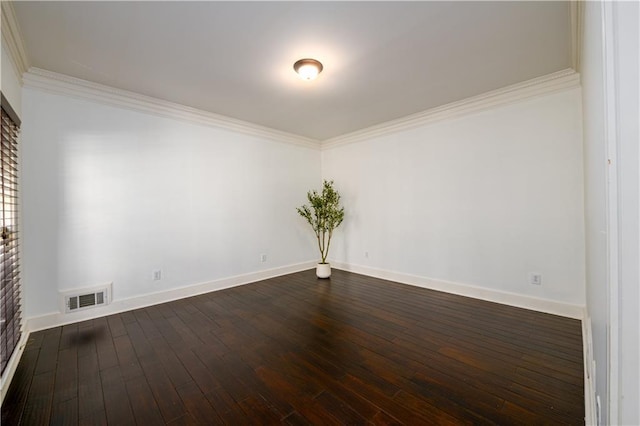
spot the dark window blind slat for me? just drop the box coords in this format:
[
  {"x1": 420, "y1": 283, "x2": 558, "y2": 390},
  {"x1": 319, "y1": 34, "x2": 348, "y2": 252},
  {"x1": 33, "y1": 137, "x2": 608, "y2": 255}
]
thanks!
[
  {"x1": 0, "y1": 96, "x2": 21, "y2": 375},
  {"x1": 0, "y1": 294, "x2": 21, "y2": 310}
]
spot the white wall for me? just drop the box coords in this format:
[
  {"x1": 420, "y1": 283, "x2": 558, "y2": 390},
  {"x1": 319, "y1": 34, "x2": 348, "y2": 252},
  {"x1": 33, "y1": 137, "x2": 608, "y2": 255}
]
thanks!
[
  {"x1": 322, "y1": 88, "x2": 585, "y2": 307},
  {"x1": 582, "y1": 1, "x2": 640, "y2": 424},
  {"x1": 614, "y1": 3, "x2": 640, "y2": 423},
  {"x1": 1, "y1": 38, "x2": 22, "y2": 116},
  {"x1": 581, "y1": 2, "x2": 610, "y2": 422},
  {"x1": 21, "y1": 88, "x2": 320, "y2": 319}
]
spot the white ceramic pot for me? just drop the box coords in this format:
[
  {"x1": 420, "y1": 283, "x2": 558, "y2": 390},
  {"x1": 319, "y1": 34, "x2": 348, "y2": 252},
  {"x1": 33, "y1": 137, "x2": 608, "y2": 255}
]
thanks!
[{"x1": 316, "y1": 263, "x2": 331, "y2": 279}]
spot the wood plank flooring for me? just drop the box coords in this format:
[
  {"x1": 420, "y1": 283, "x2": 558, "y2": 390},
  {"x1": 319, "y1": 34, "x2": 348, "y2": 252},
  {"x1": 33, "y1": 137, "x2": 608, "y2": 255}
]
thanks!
[{"x1": 2, "y1": 269, "x2": 584, "y2": 425}]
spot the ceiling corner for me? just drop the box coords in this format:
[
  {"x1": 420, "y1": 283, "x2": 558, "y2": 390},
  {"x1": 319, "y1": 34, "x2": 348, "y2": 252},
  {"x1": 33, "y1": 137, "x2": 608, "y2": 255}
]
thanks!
[
  {"x1": 570, "y1": 0, "x2": 584, "y2": 73},
  {"x1": 1, "y1": 1, "x2": 30, "y2": 80}
]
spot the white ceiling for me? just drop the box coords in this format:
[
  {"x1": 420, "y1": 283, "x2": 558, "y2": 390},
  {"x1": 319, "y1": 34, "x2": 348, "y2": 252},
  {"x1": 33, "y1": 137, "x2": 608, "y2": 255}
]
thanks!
[{"x1": 13, "y1": 1, "x2": 572, "y2": 141}]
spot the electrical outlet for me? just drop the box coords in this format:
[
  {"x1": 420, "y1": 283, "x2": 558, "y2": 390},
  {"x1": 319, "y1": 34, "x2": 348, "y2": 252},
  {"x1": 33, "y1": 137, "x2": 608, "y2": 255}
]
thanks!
[
  {"x1": 153, "y1": 270, "x2": 162, "y2": 281},
  {"x1": 529, "y1": 273, "x2": 542, "y2": 285},
  {"x1": 260, "y1": 254, "x2": 267, "y2": 263},
  {"x1": 365, "y1": 251, "x2": 369, "y2": 258}
]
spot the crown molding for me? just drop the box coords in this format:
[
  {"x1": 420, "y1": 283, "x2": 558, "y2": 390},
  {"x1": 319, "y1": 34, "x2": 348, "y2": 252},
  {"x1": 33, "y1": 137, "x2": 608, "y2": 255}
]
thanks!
[
  {"x1": 321, "y1": 68, "x2": 581, "y2": 150},
  {"x1": 570, "y1": 0, "x2": 584, "y2": 72},
  {"x1": 23, "y1": 68, "x2": 321, "y2": 150},
  {"x1": 22, "y1": 66, "x2": 580, "y2": 150},
  {"x1": 1, "y1": 1, "x2": 29, "y2": 82}
]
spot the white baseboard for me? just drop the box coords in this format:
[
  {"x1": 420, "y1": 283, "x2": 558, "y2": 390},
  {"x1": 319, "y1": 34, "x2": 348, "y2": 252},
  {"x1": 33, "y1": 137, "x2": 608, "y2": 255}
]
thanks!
[
  {"x1": 27, "y1": 261, "x2": 316, "y2": 333},
  {"x1": 0, "y1": 327, "x2": 30, "y2": 406},
  {"x1": 582, "y1": 312, "x2": 597, "y2": 425},
  {"x1": 331, "y1": 261, "x2": 584, "y2": 319}
]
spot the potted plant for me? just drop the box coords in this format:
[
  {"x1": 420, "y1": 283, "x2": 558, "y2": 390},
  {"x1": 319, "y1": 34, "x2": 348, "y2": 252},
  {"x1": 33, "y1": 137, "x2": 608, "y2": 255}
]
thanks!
[{"x1": 297, "y1": 180, "x2": 345, "y2": 278}]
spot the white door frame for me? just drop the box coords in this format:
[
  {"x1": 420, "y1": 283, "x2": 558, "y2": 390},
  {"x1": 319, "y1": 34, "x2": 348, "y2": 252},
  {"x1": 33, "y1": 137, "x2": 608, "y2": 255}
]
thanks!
[{"x1": 601, "y1": 1, "x2": 619, "y2": 424}]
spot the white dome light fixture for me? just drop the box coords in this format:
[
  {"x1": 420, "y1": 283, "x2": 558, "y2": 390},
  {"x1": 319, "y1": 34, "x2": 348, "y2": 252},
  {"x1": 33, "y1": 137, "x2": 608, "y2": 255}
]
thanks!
[{"x1": 293, "y1": 58, "x2": 323, "y2": 80}]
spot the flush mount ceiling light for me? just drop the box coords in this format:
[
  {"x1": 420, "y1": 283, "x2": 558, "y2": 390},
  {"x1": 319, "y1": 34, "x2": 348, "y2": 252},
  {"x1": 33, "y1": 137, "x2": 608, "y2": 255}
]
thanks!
[{"x1": 293, "y1": 58, "x2": 323, "y2": 80}]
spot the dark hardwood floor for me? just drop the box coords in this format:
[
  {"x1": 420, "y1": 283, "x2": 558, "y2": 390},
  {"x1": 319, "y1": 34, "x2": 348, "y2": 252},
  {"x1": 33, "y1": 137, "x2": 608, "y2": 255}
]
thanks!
[{"x1": 2, "y1": 269, "x2": 584, "y2": 425}]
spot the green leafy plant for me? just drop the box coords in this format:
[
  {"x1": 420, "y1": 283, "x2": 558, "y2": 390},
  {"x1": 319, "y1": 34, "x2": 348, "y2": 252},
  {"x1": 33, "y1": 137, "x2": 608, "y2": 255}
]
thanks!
[{"x1": 297, "y1": 180, "x2": 345, "y2": 264}]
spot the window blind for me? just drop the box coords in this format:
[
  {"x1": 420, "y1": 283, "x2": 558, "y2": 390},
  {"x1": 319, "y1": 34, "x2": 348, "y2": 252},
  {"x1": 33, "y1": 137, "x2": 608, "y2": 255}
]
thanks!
[{"x1": 1, "y1": 93, "x2": 21, "y2": 375}]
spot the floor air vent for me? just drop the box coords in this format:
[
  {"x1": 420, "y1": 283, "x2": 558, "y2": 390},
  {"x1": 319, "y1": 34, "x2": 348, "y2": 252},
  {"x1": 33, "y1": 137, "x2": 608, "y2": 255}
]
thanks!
[{"x1": 62, "y1": 283, "x2": 111, "y2": 314}]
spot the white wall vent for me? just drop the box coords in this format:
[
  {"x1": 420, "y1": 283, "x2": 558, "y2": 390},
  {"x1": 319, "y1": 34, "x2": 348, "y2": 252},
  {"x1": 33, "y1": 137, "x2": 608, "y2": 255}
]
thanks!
[{"x1": 61, "y1": 283, "x2": 112, "y2": 314}]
